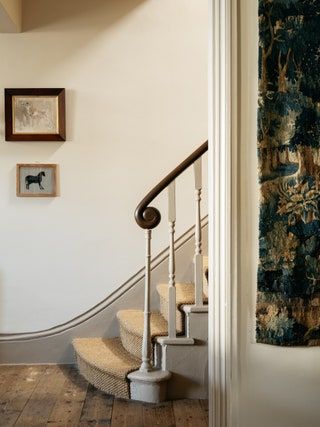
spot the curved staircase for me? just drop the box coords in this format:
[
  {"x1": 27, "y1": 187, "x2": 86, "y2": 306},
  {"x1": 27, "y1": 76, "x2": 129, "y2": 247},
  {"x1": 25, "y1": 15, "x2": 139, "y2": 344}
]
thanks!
[
  {"x1": 74, "y1": 142, "x2": 209, "y2": 403},
  {"x1": 74, "y1": 277, "x2": 208, "y2": 400}
]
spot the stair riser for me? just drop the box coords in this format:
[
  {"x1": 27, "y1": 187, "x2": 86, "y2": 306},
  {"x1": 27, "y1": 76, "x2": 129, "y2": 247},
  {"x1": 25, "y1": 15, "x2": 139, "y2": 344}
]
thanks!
[
  {"x1": 156, "y1": 310, "x2": 209, "y2": 399},
  {"x1": 119, "y1": 324, "x2": 143, "y2": 360},
  {"x1": 119, "y1": 324, "x2": 160, "y2": 364},
  {"x1": 75, "y1": 353, "x2": 130, "y2": 399},
  {"x1": 162, "y1": 344, "x2": 208, "y2": 400},
  {"x1": 158, "y1": 295, "x2": 184, "y2": 331},
  {"x1": 186, "y1": 312, "x2": 208, "y2": 340}
]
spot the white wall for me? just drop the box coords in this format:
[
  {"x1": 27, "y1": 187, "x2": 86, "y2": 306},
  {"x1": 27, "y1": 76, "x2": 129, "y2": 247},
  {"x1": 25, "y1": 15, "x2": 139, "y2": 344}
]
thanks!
[
  {"x1": 238, "y1": 1, "x2": 320, "y2": 426},
  {"x1": 0, "y1": 0, "x2": 208, "y2": 333}
]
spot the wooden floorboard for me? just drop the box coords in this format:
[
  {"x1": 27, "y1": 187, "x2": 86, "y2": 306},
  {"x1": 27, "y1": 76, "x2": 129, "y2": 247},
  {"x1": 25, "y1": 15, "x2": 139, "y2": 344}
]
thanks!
[
  {"x1": 14, "y1": 365, "x2": 68, "y2": 427},
  {"x1": 78, "y1": 384, "x2": 114, "y2": 426},
  {"x1": 47, "y1": 367, "x2": 88, "y2": 426},
  {"x1": 0, "y1": 366, "x2": 28, "y2": 400},
  {"x1": 142, "y1": 401, "x2": 175, "y2": 427},
  {"x1": 110, "y1": 398, "x2": 143, "y2": 426},
  {"x1": 0, "y1": 365, "x2": 46, "y2": 427},
  {"x1": 200, "y1": 399, "x2": 209, "y2": 424},
  {"x1": 0, "y1": 365, "x2": 208, "y2": 426},
  {"x1": 172, "y1": 399, "x2": 208, "y2": 427}
]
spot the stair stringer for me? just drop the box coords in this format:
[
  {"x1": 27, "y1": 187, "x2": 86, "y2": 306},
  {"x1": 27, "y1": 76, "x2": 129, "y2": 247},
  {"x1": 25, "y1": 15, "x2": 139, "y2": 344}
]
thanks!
[{"x1": 155, "y1": 308, "x2": 208, "y2": 400}]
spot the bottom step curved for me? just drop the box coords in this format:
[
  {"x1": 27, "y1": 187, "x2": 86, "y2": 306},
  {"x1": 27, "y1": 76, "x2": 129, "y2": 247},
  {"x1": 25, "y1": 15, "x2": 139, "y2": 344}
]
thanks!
[{"x1": 73, "y1": 337, "x2": 140, "y2": 399}]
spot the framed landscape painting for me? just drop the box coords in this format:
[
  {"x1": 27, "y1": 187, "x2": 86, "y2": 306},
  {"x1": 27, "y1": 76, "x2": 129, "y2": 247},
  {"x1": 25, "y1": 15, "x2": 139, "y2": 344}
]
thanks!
[
  {"x1": 5, "y1": 89, "x2": 66, "y2": 141},
  {"x1": 16, "y1": 164, "x2": 58, "y2": 197}
]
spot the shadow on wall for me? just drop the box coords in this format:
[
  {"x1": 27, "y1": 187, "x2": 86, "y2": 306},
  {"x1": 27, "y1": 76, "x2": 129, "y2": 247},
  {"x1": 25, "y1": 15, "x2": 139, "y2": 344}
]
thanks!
[{"x1": 22, "y1": 0, "x2": 147, "y2": 32}]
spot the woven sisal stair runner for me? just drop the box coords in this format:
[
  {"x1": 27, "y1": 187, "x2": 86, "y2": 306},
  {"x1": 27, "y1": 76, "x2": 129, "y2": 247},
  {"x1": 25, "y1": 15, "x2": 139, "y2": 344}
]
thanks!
[
  {"x1": 74, "y1": 281, "x2": 208, "y2": 399},
  {"x1": 157, "y1": 282, "x2": 208, "y2": 330},
  {"x1": 73, "y1": 337, "x2": 140, "y2": 399},
  {"x1": 117, "y1": 309, "x2": 183, "y2": 360}
]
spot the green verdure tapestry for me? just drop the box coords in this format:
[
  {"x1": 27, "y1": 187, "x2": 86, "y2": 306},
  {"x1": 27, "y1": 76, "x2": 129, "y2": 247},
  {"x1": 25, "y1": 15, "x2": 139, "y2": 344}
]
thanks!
[{"x1": 257, "y1": 0, "x2": 320, "y2": 346}]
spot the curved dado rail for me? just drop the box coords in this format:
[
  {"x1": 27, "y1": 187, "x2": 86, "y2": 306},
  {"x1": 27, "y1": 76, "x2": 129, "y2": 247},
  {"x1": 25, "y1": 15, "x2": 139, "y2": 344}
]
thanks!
[
  {"x1": 134, "y1": 141, "x2": 208, "y2": 374},
  {"x1": 0, "y1": 218, "x2": 208, "y2": 365}
]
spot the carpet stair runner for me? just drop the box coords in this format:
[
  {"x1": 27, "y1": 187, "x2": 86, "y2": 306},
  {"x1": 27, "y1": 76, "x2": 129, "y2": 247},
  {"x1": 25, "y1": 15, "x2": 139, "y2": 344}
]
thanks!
[
  {"x1": 73, "y1": 257, "x2": 208, "y2": 400},
  {"x1": 73, "y1": 337, "x2": 140, "y2": 399}
]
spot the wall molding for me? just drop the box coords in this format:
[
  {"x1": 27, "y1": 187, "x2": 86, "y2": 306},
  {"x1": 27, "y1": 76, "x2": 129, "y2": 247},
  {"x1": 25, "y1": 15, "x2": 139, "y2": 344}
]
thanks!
[
  {"x1": 0, "y1": 217, "x2": 208, "y2": 343},
  {"x1": 208, "y1": 0, "x2": 239, "y2": 426}
]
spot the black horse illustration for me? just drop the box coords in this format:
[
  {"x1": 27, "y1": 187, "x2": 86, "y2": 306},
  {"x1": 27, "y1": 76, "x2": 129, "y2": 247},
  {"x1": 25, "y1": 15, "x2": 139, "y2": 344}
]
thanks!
[{"x1": 25, "y1": 171, "x2": 46, "y2": 190}]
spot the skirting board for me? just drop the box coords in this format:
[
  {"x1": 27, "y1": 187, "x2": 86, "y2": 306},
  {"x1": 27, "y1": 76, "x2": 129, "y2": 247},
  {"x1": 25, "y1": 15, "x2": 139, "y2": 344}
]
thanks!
[{"x1": 0, "y1": 218, "x2": 208, "y2": 364}]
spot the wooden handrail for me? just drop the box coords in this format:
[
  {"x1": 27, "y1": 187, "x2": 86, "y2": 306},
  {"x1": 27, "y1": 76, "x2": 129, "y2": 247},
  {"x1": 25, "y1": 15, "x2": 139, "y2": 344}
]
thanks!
[{"x1": 135, "y1": 141, "x2": 208, "y2": 229}]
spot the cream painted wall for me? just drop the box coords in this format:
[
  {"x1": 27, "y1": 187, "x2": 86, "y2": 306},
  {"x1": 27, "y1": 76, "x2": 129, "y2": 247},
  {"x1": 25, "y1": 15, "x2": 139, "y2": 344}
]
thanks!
[
  {"x1": 238, "y1": 0, "x2": 320, "y2": 426},
  {"x1": 0, "y1": 0, "x2": 208, "y2": 333},
  {"x1": 0, "y1": 0, "x2": 21, "y2": 32}
]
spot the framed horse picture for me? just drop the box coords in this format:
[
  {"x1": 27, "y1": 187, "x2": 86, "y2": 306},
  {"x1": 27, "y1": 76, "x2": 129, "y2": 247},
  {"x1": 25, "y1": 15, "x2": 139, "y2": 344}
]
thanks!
[
  {"x1": 5, "y1": 89, "x2": 66, "y2": 141},
  {"x1": 16, "y1": 164, "x2": 58, "y2": 197}
]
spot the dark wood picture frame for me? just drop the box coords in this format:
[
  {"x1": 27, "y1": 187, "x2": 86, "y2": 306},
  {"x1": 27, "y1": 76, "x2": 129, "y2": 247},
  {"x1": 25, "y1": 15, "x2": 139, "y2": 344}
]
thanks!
[
  {"x1": 5, "y1": 88, "x2": 66, "y2": 141},
  {"x1": 16, "y1": 163, "x2": 58, "y2": 197}
]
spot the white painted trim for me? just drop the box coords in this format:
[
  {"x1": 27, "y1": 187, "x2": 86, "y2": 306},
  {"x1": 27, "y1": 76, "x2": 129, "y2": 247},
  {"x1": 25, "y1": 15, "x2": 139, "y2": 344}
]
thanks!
[
  {"x1": 208, "y1": 0, "x2": 238, "y2": 426},
  {"x1": 0, "y1": 216, "x2": 208, "y2": 342}
]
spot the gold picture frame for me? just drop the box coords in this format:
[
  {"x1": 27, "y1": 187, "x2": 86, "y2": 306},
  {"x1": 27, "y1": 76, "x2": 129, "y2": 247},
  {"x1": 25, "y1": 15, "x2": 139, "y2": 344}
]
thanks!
[{"x1": 16, "y1": 164, "x2": 58, "y2": 197}]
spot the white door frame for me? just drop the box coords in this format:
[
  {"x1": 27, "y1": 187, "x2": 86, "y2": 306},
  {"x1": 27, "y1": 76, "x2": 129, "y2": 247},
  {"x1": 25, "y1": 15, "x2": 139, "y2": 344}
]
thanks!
[{"x1": 208, "y1": 0, "x2": 239, "y2": 426}]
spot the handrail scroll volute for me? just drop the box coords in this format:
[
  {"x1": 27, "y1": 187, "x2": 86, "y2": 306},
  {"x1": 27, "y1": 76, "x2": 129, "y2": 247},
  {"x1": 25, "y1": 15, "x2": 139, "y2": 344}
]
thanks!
[{"x1": 135, "y1": 140, "x2": 208, "y2": 229}]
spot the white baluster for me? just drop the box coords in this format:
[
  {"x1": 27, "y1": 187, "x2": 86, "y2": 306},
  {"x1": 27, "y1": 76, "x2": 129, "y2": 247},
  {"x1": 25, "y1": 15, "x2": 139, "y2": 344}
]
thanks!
[
  {"x1": 168, "y1": 181, "x2": 176, "y2": 338},
  {"x1": 140, "y1": 229, "x2": 152, "y2": 372},
  {"x1": 194, "y1": 158, "x2": 203, "y2": 307}
]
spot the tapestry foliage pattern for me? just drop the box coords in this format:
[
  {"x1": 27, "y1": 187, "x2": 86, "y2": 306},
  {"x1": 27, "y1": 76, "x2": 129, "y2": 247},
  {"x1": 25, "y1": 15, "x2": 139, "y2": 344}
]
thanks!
[{"x1": 257, "y1": 0, "x2": 320, "y2": 346}]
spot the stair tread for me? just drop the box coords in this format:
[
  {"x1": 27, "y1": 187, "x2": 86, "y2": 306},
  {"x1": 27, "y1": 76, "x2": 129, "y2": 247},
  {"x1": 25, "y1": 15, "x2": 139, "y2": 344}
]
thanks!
[
  {"x1": 156, "y1": 283, "x2": 208, "y2": 306},
  {"x1": 117, "y1": 309, "x2": 182, "y2": 337},
  {"x1": 73, "y1": 337, "x2": 140, "y2": 379}
]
